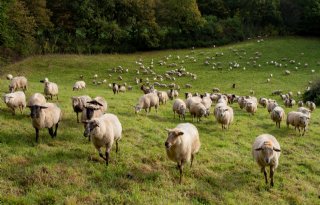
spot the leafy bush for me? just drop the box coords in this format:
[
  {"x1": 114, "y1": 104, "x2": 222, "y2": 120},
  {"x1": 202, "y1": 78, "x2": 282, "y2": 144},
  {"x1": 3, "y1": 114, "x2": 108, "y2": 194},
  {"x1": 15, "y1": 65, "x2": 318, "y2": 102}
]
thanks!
[{"x1": 303, "y1": 79, "x2": 320, "y2": 105}]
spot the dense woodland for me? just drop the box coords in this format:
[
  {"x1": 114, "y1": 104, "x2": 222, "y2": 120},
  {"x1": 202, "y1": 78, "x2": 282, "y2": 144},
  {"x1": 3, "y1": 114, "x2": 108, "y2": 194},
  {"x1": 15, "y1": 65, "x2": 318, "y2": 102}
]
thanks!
[{"x1": 0, "y1": 0, "x2": 320, "y2": 62}]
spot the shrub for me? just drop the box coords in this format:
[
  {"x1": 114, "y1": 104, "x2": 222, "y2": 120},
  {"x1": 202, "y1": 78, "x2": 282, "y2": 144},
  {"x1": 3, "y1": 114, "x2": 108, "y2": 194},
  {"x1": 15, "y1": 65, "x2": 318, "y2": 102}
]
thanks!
[{"x1": 303, "y1": 79, "x2": 320, "y2": 105}]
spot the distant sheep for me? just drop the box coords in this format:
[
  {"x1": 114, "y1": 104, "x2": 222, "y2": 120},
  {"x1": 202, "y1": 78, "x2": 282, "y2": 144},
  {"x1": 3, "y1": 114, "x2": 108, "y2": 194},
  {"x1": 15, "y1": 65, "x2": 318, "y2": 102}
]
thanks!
[
  {"x1": 40, "y1": 78, "x2": 59, "y2": 100},
  {"x1": 172, "y1": 99, "x2": 186, "y2": 120},
  {"x1": 83, "y1": 113, "x2": 122, "y2": 165},
  {"x1": 245, "y1": 101, "x2": 257, "y2": 115},
  {"x1": 157, "y1": 91, "x2": 169, "y2": 105},
  {"x1": 112, "y1": 83, "x2": 119, "y2": 94},
  {"x1": 167, "y1": 89, "x2": 179, "y2": 100},
  {"x1": 214, "y1": 105, "x2": 233, "y2": 129},
  {"x1": 267, "y1": 100, "x2": 278, "y2": 113},
  {"x1": 270, "y1": 106, "x2": 285, "y2": 128},
  {"x1": 286, "y1": 111, "x2": 310, "y2": 136},
  {"x1": 9, "y1": 76, "x2": 28, "y2": 93},
  {"x1": 297, "y1": 107, "x2": 311, "y2": 118},
  {"x1": 28, "y1": 93, "x2": 46, "y2": 106},
  {"x1": 189, "y1": 103, "x2": 207, "y2": 122},
  {"x1": 73, "y1": 81, "x2": 86, "y2": 91},
  {"x1": 165, "y1": 123, "x2": 201, "y2": 184},
  {"x1": 186, "y1": 96, "x2": 202, "y2": 110},
  {"x1": 119, "y1": 85, "x2": 126, "y2": 93},
  {"x1": 306, "y1": 101, "x2": 316, "y2": 112},
  {"x1": 259, "y1": 98, "x2": 268, "y2": 107},
  {"x1": 3, "y1": 91, "x2": 26, "y2": 115},
  {"x1": 284, "y1": 98, "x2": 296, "y2": 108},
  {"x1": 252, "y1": 134, "x2": 281, "y2": 187},
  {"x1": 134, "y1": 93, "x2": 159, "y2": 114},
  {"x1": 6, "y1": 74, "x2": 13, "y2": 80}
]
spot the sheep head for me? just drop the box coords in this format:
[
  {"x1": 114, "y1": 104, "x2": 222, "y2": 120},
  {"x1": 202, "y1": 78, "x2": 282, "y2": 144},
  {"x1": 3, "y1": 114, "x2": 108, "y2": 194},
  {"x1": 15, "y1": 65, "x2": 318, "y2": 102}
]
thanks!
[
  {"x1": 255, "y1": 141, "x2": 281, "y2": 164},
  {"x1": 83, "y1": 120, "x2": 99, "y2": 138},
  {"x1": 27, "y1": 105, "x2": 48, "y2": 118},
  {"x1": 165, "y1": 128, "x2": 184, "y2": 149}
]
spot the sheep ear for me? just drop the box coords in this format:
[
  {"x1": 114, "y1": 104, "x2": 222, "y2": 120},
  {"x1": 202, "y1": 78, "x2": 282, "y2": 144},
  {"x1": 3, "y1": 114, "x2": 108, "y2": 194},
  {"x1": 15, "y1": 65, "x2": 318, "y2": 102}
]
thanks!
[
  {"x1": 40, "y1": 106, "x2": 48, "y2": 109},
  {"x1": 165, "y1": 128, "x2": 171, "y2": 132},
  {"x1": 81, "y1": 120, "x2": 89, "y2": 124},
  {"x1": 224, "y1": 108, "x2": 228, "y2": 111},
  {"x1": 255, "y1": 147, "x2": 263, "y2": 151},
  {"x1": 273, "y1": 147, "x2": 281, "y2": 152},
  {"x1": 177, "y1": 131, "x2": 184, "y2": 136}
]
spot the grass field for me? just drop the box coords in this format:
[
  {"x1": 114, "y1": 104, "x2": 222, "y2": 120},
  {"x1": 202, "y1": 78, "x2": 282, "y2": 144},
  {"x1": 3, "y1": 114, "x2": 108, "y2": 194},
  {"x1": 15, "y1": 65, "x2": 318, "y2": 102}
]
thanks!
[{"x1": 0, "y1": 36, "x2": 319, "y2": 204}]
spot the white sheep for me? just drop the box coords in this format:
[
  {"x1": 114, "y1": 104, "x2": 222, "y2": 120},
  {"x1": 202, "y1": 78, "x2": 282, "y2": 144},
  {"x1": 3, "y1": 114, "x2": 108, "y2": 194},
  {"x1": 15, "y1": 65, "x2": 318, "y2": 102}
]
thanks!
[
  {"x1": 73, "y1": 81, "x2": 86, "y2": 91},
  {"x1": 157, "y1": 91, "x2": 169, "y2": 105},
  {"x1": 41, "y1": 78, "x2": 59, "y2": 100},
  {"x1": 189, "y1": 103, "x2": 207, "y2": 122},
  {"x1": 297, "y1": 107, "x2": 311, "y2": 118},
  {"x1": 245, "y1": 101, "x2": 257, "y2": 115},
  {"x1": 81, "y1": 96, "x2": 107, "y2": 124},
  {"x1": 119, "y1": 85, "x2": 126, "y2": 93},
  {"x1": 28, "y1": 103, "x2": 62, "y2": 142},
  {"x1": 83, "y1": 113, "x2": 122, "y2": 165},
  {"x1": 165, "y1": 123, "x2": 201, "y2": 184},
  {"x1": 284, "y1": 98, "x2": 296, "y2": 108},
  {"x1": 112, "y1": 83, "x2": 119, "y2": 94},
  {"x1": 259, "y1": 98, "x2": 268, "y2": 107},
  {"x1": 186, "y1": 96, "x2": 202, "y2": 110},
  {"x1": 270, "y1": 106, "x2": 285, "y2": 128},
  {"x1": 297, "y1": 101, "x2": 304, "y2": 107},
  {"x1": 214, "y1": 105, "x2": 233, "y2": 129},
  {"x1": 267, "y1": 100, "x2": 278, "y2": 113},
  {"x1": 286, "y1": 111, "x2": 310, "y2": 136},
  {"x1": 167, "y1": 89, "x2": 179, "y2": 100},
  {"x1": 6, "y1": 74, "x2": 13, "y2": 80},
  {"x1": 3, "y1": 91, "x2": 26, "y2": 115},
  {"x1": 28, "y1": 93, "x2": 47, "y2": 106},
  {"x1": 71, "y1": 95, "x2": 92, "y2": 123},
  {"x1": 306, "y1": 101, "x2": 316, "y2": 112},
  {"x1": 285, "y1": 70, "x2": 291, "y2": 75},
  {"x1": 9, "y1": 76, "x2": 28, "y2": 93},
  {"x1": 134, "y1": 93, "x2": 159, "y2": 114},
  {"x1": 201, "y1": 96, "x2": 212, "y2": 111},
  {"x1": 172, "y1": 99, "x2": 186, "y2": 120},
  {"x1": 252, "y1": 134, "x2": 281, "y2": 187}
]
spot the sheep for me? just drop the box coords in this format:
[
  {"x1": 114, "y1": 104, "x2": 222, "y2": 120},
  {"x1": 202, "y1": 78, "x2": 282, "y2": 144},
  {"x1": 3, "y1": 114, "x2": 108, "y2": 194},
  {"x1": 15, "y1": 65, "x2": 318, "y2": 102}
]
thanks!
[
  {"x1": 119, "y1": 85, "x2": 126, "y2": 93},
  {"x1": 134, "y1": 93, "x2": 159, "y2": 114},
  {"x1": 201, "y1": 96, "x2": 212, "y2": 111},
  {"x1": 3, "y1": 91, "x2": 26, "y2": 115},
  {"x1": 172, "y1": 99, "x2": 186, "y2": 120},
  {"x1": 252, "y1": 134, "x2": 281, "y2": 187},
  {"x1": 28, "y1": 93, "x2": 47, "y2": 106},
  {"x1": 270, "y1": 106, "x2": 285, "y2": 128},
  {"x1": 245, "y1": 100, "x2": 258, "y2": 115},
  {"x1": 83, "y1": 113, "x2": 122, "y2": 165},
  {"x1": 185, "y1": 84, "x2": 192, "y2": 88},
  {"x1": 27, "y1": 103, "x2": 62, "y2": 142},
  {"x1": 40, "y1": 78, "x2": 59, "y2": 100},
  {"x1": 186, "y1": 96, "x2": 202, "y2": 110},
  {"x1": 297, "y1": 107, "x2": 311, "y2": 118},
  {"x1": 71, "y1": 95, "x2": 92, "y2": 123},
  {"x1": 112, "y1": 83, "x2": 119, "y2": 94},
  {"x1": 297, "y1": 101, "x2": 304, "y2": 107},
  {"x1": 286, "y1": 111, "x2": 310, "y2": 136},
  {"x1": 306, "y1": 101, "x2": 316, "y2": 112},
  {"x1": 9, "y1": 76, "x2": 28, "y2": 93},
  {"x1": 214, "y1": 105, "x2": 233, "y2": 129},
  {"x1": 285, "y1": 70, "x2": 291, "y2": 75},
  {"x1": 140, "y1": 84, "x2": 151, "y2": 94},
  {"x1": 167, "y1": 89, "x2": 179, "y2": 100},
  {"x1": 212, "y1": 87, "x2": 220, "y2": 92},
  {"x1": 259, "y1": 97, "x2": 268, "y2": 107},
  {"x1": 164, "y1": 123, "x2": 201, "y2": 184},
  {"x1": 157, "y1": 91, "x2": 169, "y2": 105},
  {"x1": 73, "y1": 81, "x2": 86, "y2": 91},
  {"x1": 81, "y1": 96, "x2": 107, "y2": 124},
  {"x1": 185, "y1": 92, "x2": 192, "y2": 99},
  {"x1": 267, "y1": 100, "x2": 278, "y2": 113},
  {"x1": 272, "y1": 90, "x2": 282, "y2": 95},
  {"x1": 189, "y1": 103, "x2": 207, "y2": 122},
  {"x1": 6, "y1": 74, "x2": 13, "y2": 80},
  {"x1": 284, "y1": 98, "x2": 296, "y2": 108}
]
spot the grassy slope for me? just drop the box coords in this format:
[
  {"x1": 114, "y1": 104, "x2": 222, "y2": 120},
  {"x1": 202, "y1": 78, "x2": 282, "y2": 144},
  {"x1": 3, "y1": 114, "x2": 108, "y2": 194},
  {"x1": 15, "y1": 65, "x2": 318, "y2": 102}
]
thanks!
[{"x1": 0, "y1": 36, "x2": 319, "y2": 204}]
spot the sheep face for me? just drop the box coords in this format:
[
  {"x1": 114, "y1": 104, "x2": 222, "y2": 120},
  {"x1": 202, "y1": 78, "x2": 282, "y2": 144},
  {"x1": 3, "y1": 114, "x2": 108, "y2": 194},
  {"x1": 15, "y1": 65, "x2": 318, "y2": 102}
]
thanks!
[
  {"x1": 28, "y1": 105, "x2": 48, "y2": 118},
  {"x1": 9, "y1": 85, "x2": 14, "y2": 93},
  {"x1": 219, "y1": 108, "x2": 228, "y2": 118},
  {"x1": 165, "y1": 129, "x2": 183, "y2": 149},
  {"x1": 83, "y1": 120, "x2": 99, "y2": 138},
  {"x1": 255, "y1": 141, "x2": 281, "y2": 164},
  {"x1": 3, "y1": 95, "x2": 13, "y2": 104},
  {"x1": 134, "y1": 105, "x2": 142, "y2": 114},
  {"x1": 72, "y1": 97, "x2": 82, "y2": 112},
  {"x1": 299, "y1": 115, "x2": 310, "y2": 127},
  {"x1": 85, "y1": 106, "x2": 100, "y2": 119}
]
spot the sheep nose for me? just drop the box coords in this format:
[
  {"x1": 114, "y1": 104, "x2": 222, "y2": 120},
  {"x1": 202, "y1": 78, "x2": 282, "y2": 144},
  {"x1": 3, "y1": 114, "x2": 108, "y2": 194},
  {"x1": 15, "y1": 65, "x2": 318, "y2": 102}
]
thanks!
[
  {"x1": 265, "y1": 158, "x2": 270, "y2": 164},
  {"x1": 165, "y1": 142, "x2": 170, "y2": 148}
]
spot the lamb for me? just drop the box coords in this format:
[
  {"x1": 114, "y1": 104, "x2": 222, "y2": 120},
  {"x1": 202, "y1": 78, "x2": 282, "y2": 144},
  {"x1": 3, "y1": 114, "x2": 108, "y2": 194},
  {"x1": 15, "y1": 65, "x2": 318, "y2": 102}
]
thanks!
[
  {"x1": 286, "y1": 111, "x2": 310, "y2": 136},
  {"x1": 284, "y1": 98, "x2": 296, "y2": 108},
  {"x1": 134, "y1": 93, "x2": 159, "y2": 114},
  {"x1": 83, "y1": 113, "x2": 122, "y2": 165},
  {"x1": 119, "y1": 84, "x2": 126, "y2": 93},
  {"x1": 73, "y1": 81, "x2": 86, "y2": 91},
  {"x1": 252, "y1": 134, "x2": 281, "y2": 187},
  {"x1": 9, "y1": 76, "x2": 28, "y2": 93},
  {"x1": 167, "y1": 89, "x2": 179, "y2": 100},
  {"x1": 164, "y1": 123, "x2": 201, "y2": 184},
  {"x1": 28, "y1": 103, "x2": 62, "y2": 142},
  {"x1": 157, "y1": 91, "x2": 169, "y2": 105},
  {"x1": 189, "y1": 103, "x2": 207, "y2": 122},
  {"x1": 270, "y1": 106, "x2": 285, "y2": 128},
  {"x1": 297, "y1": 107, "x2": 311, "y2": 118},
  {"x1": 71, "y1": 95, "x2": 92, "y2": 123},
  {"x1": 267, "y1": 100, "x2": 278, "y2": 113},
  {"x1": 28, "y1": 93, "x2": 47, "y2": 106},
  {"x1": 186, "y1": 96, "x2": 202, "y2": 110},
  {"x1": 245, "y1": 101, "x2": 258, "y2": 115},
  {"x1": 40, "y1": 78, "x2": 59, "y2": 100},
  {"x1": 172, "y1": 99, "x2": 186, "y2": 120},
  {"x1": 214, "y1": 105, "x2": 233, "y2": 129},
  {"x1": 112, "y1": 83, "x2": 119, "y2": 94},
  {"x1": 3, "y1": 91, "x2": 26, "y2": 115},
  {"x1": 306, "y1": 101, "x2": 316, "y2": 112}
]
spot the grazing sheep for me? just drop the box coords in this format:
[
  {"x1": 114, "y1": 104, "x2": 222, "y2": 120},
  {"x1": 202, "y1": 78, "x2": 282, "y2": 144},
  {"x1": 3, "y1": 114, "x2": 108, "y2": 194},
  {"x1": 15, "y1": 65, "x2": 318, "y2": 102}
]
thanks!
[
  {"x1": 212, "y1": 87, "x2": 220, "y2": 92},
  {"x1": 267, "y1": 100, "x2": 278, "y2": 113},
  {"x1": 286, "y1": 111, "x2": 310, "y2": 136},
  {"x1": 71, "y1": 95, "x2": 92, "y2": 123},
  {"x1": 112, "y1": 83, "x2": 119, "y2": 94},
  {"x1": 285, "y1": 70, "x2": 291, "y2": 75},
  {"x1": 3, "y1": 91, "x2": 26, "y2": 115},
  {"x1": 272, "y1": 90, "x2": 282, "y2": 95},
  {"x1": 252, "y1": 134, "x2": 281, "y2": 187},
  {"x1": 83, "y1": 113, "x2": 122, "y2": 165},
  {"x1": 28, "y1": 93, "x2": 47, "y2": 106},
  {"x1": 9, "y1": 76, "x2": 28, "y2": 93},
  {"x1": 284, "y1": 98, "x2": 296, "y2": 108},
  {"x1": 297, "y1": 107, "x2": 311, "y2": 118},
  {"x1": 40, "y1": 78, "x2": 59, "y2": 100},
  {"x1": 119, "y1": 85, "x2": 126, "y2": 93},
  {"x1": 297, "y1": 101, "x2": 304, "y2": 107},
  {"x1": 189, "y1": 103, "x2": 207, "y2": 122},
  {"x1": 259, "y1": 98, "x2": 268, "y2": 107},
  {"x1": 167, "y1": 89, "x2": 179, "y2": 100},
  {"x1": 214, "y1": 105, "x2": 234, "y2": 129},
  {"x1": 140, "y1": 84, "x2": 151, "y2": 94},
  {"x1": 28, "y1": 103, "x2": 62, "y2": 142},
  {"x1": 172, "y1": 99, "x2": 187, "y2": 120},
  {"x1": 186, "y1": 96, "x2": 202, "y2": 110},
  {"x1": 6, "y1": 74, "x2": 13, "y2": 80},
  {"x1": 165, "y1": 123, "x2": 201, "y2": 184},
  {"x1": 73, "y1": 81, "x2": 86, "y2": 91},
  {"x1": 185, "y1": 84, "x2": 192, "y2": 88},
  {"x1": 270, "y1": 106, "x2": 285, "y2": 128},
  {"x1": 245, "y1": 101, "x2": 258, "y2": 115},
  {"x1": 134, "y1": 93, "x2": 159, "y2": 114},
  {"x1": 157, "y1": 91, "x2": 169, "y2": 105},
  {"x1": 306, "y1": 101, "x2": 316, "y2": 112}
]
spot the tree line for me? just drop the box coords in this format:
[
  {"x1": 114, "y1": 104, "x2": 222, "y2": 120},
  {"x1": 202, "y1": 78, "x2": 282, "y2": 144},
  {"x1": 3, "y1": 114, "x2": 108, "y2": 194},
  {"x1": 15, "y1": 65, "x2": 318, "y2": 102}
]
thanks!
[{"x1": 0, "y1": 0, "x2": 319, "y2": 62}]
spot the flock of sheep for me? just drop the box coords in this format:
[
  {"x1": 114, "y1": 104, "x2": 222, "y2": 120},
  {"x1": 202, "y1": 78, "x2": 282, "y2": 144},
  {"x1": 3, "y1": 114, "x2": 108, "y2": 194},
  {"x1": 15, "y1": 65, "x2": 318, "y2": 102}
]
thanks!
[{"x1": 2, "y1": 52, "x2": 317, "y2": 186}]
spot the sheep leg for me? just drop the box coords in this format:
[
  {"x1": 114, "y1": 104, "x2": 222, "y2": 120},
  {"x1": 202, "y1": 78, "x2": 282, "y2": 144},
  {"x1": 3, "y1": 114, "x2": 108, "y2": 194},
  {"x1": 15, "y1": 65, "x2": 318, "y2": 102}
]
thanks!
[
  {"x1": 50, "y1": 95, "x2": 53, "y2": 100},
  {"x1": 177, "y1": 161, "x2": 184, "y2": 184},
  {"x1": 35, "y1": 128, "x2": 39, "y2": 142},
  {"x1": 53, "y1": 123, "x2": 59, "y2": 137},
  {"x1": 105, "y1": 149, "x2": 111, "y2": 166},
  {"x1": 270, "y1": 166, "x2": 275, "y2": 187},
  {"x1": 11, "y1": 107, "x2": 15, "y2": 115},
  {"x1": 262, "y1": 167, "x2": 268, "y2": 184},
  {"x1": 174, "y1": 111, "x2": 176, "y2": 119},
  {"x1": 116, "y1": 141, "x2": 119, "y2": 153},
  {"x1": 19, "y1": 106, "x2": 23, "y2": 114},
  {"x1": 57, "y1": 95, "x2": 59, "y2": 100},
  {"x1": 48, "y1": 128, "x2": 54, "y2": 137},
  {"x1": 190, "y1": 154, "x2": 194, "y2": 168},
  {"x1": 98, "y1": 149, "x2": 107, "y2": 161},
  {"x1": 76, "y1": 112, "x2": 79, "y2": 123}
]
